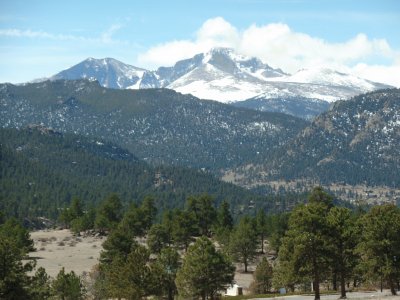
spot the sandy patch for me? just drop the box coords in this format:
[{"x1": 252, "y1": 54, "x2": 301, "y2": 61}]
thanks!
[{"x1": 29, "y1": 229, "x2": 104, "y2": 278}]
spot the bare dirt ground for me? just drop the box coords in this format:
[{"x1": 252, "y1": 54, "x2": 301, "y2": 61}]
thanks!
[
  {"x1": 29, "y1": 229, "x2": 267, "y2": 290},
  {"x1": 29, "y1": 229, "x2": 104, "y2": 278}
]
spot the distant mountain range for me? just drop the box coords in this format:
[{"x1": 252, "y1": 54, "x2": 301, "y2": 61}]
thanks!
[{"x1": 32, "y1": 48, "x2": 391, "y2": 119}]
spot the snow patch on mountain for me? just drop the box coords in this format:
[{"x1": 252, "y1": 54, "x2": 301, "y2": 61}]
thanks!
[{"x1": 37, "y1": 48, "x2": 392, "y2": 104}]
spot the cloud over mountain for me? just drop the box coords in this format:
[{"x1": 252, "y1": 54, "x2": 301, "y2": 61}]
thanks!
[{"x1": 138, "y1": 17, "x2": 400, "y2": 87}]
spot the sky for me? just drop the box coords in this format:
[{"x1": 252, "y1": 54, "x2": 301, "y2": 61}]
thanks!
[{"x1": 1, "y1": 0, "x2": 399, "y2": 86}]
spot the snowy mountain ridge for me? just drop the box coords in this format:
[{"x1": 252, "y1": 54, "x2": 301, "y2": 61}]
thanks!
[{"x1": 39, "y1": 48, "x2": 391, "y2": 104}]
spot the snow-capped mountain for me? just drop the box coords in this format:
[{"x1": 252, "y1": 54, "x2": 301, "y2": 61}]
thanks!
[
  {"x1": 50, "y1": 57, "x2": 159, "y2": 89},
  {"x1": 40, "y1": 48, "x2": 391, "y2": 105},
  {"x1": 165, "y1": 48, "x2": 287, "y2": 102},
  {"x1": 165, "y1": 49, "x2": 390, "y2": 103}
]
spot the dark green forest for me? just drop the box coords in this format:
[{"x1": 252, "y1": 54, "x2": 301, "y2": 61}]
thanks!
[{"x1": 1, "y1": 127, "x2": 316, "y2": 222}]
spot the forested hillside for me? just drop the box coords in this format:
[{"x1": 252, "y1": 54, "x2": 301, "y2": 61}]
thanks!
[
  {"x1": 0, "y1": 79, "x2": 307, "y2": 171},
  {"x1": 0, "y1": 126, "x2": 283, "y2": 220},
  {"x1": 230, "y1": 89, "x2": 400, "y2": 187}
]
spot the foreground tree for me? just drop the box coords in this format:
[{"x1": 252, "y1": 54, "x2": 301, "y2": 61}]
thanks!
[
  {"x1": 105, "y1": 245, "x2": 154, "y2": 299},
  {"x1": 251, "y1": 257, "x2": 273, "y2": 294},
  {"x1": 152, "y1": 247, "x2": 180, "y2": 300},
  {"x1": 147, "y1": 224, "x2": 170, "y2": 254},
  {"x1": 186, "y1": 195, "x2": 217, "y2": 236},
  {"x1": 0, "y1": 219, "x2": 35, "y2": 299},
  {"x1": 256, "y1": 210, "x2": 268, "y2": 254},
  {"x1": 29, "y1": 267, "x2": 52, "y2": 300},
  {"x1": 176, "y1": 236, "x2": 235, "y2": 299},
  {"x1": 0, "y1": 235, "x2": 33, "y2": 299},
  {"x1": 327, "y1": 206, "x2": 359, "y2": 298},
  {"x1": 95, "y1": 194, "x2": 123, "y2": 233},
  {"x1": 229, "y1": 217, "x2": 258, "y2": 272},
  {"x1": 275, "y1": 187, "x2": 333, "y2": 300},
  {"x1": 52, "y1": 267, "x2": 86, "y2": 300},
  {"x1": 358, "y1": 204, "x2": 400, "y2": 295}
]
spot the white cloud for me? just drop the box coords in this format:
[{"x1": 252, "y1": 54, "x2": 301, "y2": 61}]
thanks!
[
  {"x1": 0, "y1": 24, "x2": 126, "y2": 45},
  {"x1": 351, "y1": 63, "x2": 400, "y2": 87},
  {"x1": 138, "y1": 17, "x2": 240, "y2": 68},
  {"x1": 137, "y1": 17, "x2": 399, "y2": 87}
]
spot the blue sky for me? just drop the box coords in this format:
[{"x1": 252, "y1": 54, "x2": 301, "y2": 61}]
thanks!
[{"x1": 1, "y1": 0, "x2": 399, "y2": 85}]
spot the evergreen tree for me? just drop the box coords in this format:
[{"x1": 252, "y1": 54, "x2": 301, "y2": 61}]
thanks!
[
  {"x1": 252, "y1": 257, "x2": 273, "y2": 294},
  {"x1": 0, "y1": 234, "x2": 34, "y2": 299},
  {"x1": 95, "y1": 194, "x2": 122, "y2": 233},
  {"x1": 229, "y1": 217, "x2": 258, "y2": 272},
  {"x1": 52, "y1": 267, "x2": 86, "y2": 300},
  {"x1": 120, "y1": 202, "x2": 145, "y2": 237},
  {"x1": 152, "y1": 247, "x2": 180, "y2": 300},
  {"x1": 358, "y1": 204, "x2": 400, "y2": 295},
  {"x1": 217, "y1": 200, "x2": 233, "y2": 230},
  {"x1": 186, "y1": 195, "x2": 217, "y2": 236},
  {"x1": 29, "y1": 267, "x2": 52, "y2": 300},
  {"x1": 0, "y1": 218, "x2": 35, "y2": 253},
  {"x1": 147, "y1": 224, "x2": 170, "y2": 254},
  {"x1": 0, "y1": 219, "x2": 36, "y2": 299},
  {"x1": 327, "y1": 206, "x2": 359, "y2": 298},
  {"x1": 140, "y1": 196, "x2": 157, "y2": 232},
  {"x1": 256, "y1": 210, "x2": 268, "y2": 254},
  {"x1": 105, "y1": 245, "x2": 153, "y2": 299},
  {"x1": 275, "y1": 187, "x2": 332, "y2": 300},
  {"x1": 100, "y1": 227, "x2": 137, "y2": 264},
  {"x1": 176, "y1": 236, "x2": 235, "y2": 300},
  {"x1": 171, "y1": 209, "x2": 195, "y2": 251}
]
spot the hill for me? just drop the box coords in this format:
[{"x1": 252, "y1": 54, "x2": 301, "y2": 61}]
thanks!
[
  {"x1": 0, "y1": 126, "x2": 276, "y2": 220},
  {"x1": 0, "y1": 79, "x2": 307, "y2": 172},
  {"x1": 228, "y1": 89, "x2": 400, "y2": 188}
]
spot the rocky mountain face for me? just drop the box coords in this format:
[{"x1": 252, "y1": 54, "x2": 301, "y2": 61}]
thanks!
[
  {"x1": 0, "y1": 79, "x2": 307, "y2": 172},
  {"x1": 50, "y1": 57, "x2": 159, "y2": 89},
  {"x1": 231, "y1": 89, "x2": 400, "y2": 187},
  {"x1": 38, "y1": 48, "x2": 391, "y2": 119}
]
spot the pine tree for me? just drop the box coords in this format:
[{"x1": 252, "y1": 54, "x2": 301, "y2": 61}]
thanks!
[
  {"x1": 152, "y1": 247, "x2": 180, "y2": 300},
  {"x1": 52, "y1": 267, "x2": 86, "y2": 300},
  {"x1": 176, "y1": 236, "x2": 234, "y2": 299},
  {"x1": 229, "y1": 217, "x2": 258, "y2": 273},
  {"x1": 327, "y1": 206, "x2": 359, "y2": 298},
  {"x1": 252, "y1": 257, "x2": 273, "y2": 294},
  {"x1": 275, "y1": 187, "x2": 333, "y2": 300},
  {"x1": 358, "y1": 204, "x2": 400, "y2": 295}
]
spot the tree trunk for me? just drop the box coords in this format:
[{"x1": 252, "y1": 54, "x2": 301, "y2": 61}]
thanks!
[
  {"x1": 168, "y1": 286, "x2": 173, "y2": 300},
  {"x1": 389, "y1": 277, "x2": 397, "y2": 295},
  {"x1": 261, "y1": 234, "x2": 264, "y2": 254},
  {"x1": 332, "y1": 271, "x2": 337, "y2": 291},
  {"x1": 340, "y1": 272, "x2": 347, "y2": 299},
  {"x1": 313, "y1": 249, "x2": 320, "y2": 300},
  {"x1": 313, "y1": 279, "x2": 320, "y2": 300},
  {"x1": 202, "y1": 291, "x2": 206, "y2": 300},
  {"x1": 244, "y1": 260, "x2": 248, "y2": 273}
]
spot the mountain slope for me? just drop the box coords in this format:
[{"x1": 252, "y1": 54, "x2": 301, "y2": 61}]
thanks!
[
  {"x1": 249, "y1": 89, "x2": 400, "y2": 186},
  {"x1": 233, "y1": 96, "x2": 331, "y2": 120},
  {"x1": 0, "y1": 79, "x2": 307, "y2": 172},
  {"x1": 0, "y1": 126, "x2": 273, "y2": 219},
  {"x1": 50, "y1": 57, "x2": 159, "y2": 89}
]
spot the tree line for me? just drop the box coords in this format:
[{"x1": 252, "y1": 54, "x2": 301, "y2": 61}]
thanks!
[{"x1": 1, "y1": 188, "x2": 400, "y2": 299}]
